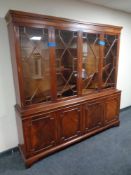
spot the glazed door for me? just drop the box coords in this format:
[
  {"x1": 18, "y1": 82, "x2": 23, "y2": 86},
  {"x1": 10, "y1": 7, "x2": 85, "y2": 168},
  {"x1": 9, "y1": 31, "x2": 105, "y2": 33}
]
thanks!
[
  {"x1": 81, "y1": 32, "x2": 100, "y2": 95},
  {"x1": 83, "y1": 100, "x2": 104, "y2": 132},
  {"x1": 55, "y1": 29, "x2": 79, "y2": 99},
  {"x1": 102, "y1": 34, "x2": 119, "y2": 88},
  {"x1": 18, "y1": 26, "x2": 53, "y2": 105},
  {"x1": 58, "y1": 105, "x2": 82, "y2": 143}
]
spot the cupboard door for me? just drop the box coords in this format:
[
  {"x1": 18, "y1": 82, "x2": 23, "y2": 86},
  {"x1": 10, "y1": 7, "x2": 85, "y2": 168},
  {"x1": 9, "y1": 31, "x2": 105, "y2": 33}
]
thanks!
[
  {"x1": 83, "y1": 101, "x2": 104, "y2": 132},
  {"x1": 30, "y1": 112, "x2": 57, "y2": 153},
  {"x1": 82, "y1": 33, "x2": 100, "y2": 95},
  {"x1": 104, "y1": 95, "x2": 120, "y2": 124},
  {"x1": 59, "y1": 105, "x2": 82, "y2": 143},
  {"x1": 55, "y1": 29, "x2": 78, "y2": 99},
  {"x1": 102, "y1": 34, "x2": 118, "y2": 88},
  {"x1": 19, "y1": 26, "x2": 51, "y2": 105}
]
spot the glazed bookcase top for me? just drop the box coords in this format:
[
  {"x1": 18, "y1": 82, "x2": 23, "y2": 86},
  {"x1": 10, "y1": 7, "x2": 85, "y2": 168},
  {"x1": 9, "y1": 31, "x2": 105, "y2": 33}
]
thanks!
[{"x1": 5, "y1": 10, "x2": 122, "y2": 109}]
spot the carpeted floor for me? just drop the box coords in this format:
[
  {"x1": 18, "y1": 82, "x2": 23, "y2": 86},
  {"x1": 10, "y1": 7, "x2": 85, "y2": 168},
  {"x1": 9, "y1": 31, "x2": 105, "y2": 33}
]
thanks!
[{"x1": 0, "y1": 108, "x2": 131, "y2": 175}]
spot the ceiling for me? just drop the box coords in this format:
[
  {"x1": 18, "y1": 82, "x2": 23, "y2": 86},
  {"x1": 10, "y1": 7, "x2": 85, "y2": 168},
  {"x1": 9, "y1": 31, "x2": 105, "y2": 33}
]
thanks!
[{"x1": 79, "y1": 0, "x2": 131, "y2": 13}]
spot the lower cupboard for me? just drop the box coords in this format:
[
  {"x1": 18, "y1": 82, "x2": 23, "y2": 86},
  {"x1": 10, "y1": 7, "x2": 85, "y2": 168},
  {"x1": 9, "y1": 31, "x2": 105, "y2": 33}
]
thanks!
[{"x1": 17, "y1": 90, "x2": 121, "y2": 166}]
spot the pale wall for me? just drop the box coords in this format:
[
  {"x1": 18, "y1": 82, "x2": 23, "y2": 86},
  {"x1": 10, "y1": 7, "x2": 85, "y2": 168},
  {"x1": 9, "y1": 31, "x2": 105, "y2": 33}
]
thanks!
[{"x1": 0, "y1": 0, "x2": 131, "y2": 152}]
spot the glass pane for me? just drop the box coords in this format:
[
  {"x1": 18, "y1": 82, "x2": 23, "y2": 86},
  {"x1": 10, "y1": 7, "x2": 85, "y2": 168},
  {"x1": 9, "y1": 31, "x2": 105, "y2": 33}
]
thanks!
[
  {"x1": 55, "y1": 30, "x2": 78, "y2": 99},
  {"x1": 102, "y1": 35, "x2": 118, "y2": 88},
  {"x1": 19, "y1": 26, "x2": 51, "y2": 105},
  {"x1": 82, "y1": 33, "x2": 99, "y2": 95}
]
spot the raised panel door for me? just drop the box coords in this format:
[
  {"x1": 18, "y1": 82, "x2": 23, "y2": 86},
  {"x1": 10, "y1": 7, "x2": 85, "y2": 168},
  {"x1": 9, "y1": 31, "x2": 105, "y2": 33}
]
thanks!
[
  {"x1": 58, "y1": 105, "x2": 82, "y2": 143},
  {"x1": 83, "y1": 101, "x2": 104, "y2": 132},
  {"x1": 104, "y1": 95, "x2": 120, "y2": 124},
  {"x1": 30, "y1": 112, "x2": 57, "y2": 153}
]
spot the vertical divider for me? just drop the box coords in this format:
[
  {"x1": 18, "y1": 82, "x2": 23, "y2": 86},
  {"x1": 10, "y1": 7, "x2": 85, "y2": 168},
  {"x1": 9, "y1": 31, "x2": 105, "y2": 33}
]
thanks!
[
  {"x1": 48, "y1": 27, "x2": 57, "y2": 101},
  {"x1": 77, "y1": 31, "x2": 83, "y2": 96},
  {"x1": 14, "y1": 25, "x2": 26, "y2": 106},
  {"x1": 115, "y1": 34, "x2": 120, "y2": 88},
  {"x1": 98, "y1": 33, "x2": 105, "y2": 90}
]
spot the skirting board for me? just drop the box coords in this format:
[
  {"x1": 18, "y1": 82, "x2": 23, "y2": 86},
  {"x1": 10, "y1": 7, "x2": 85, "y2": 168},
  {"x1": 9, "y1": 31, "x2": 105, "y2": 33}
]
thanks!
[
  {"x1": 0, "y1": 147, "x2": 19, "y2": 157},
  {"x1": 120, "y1": 106, "x2": 131, "y2": 112}
]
